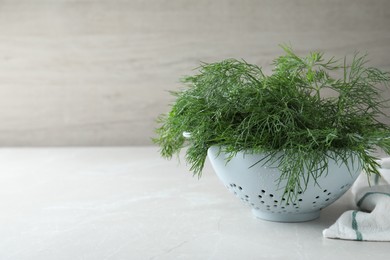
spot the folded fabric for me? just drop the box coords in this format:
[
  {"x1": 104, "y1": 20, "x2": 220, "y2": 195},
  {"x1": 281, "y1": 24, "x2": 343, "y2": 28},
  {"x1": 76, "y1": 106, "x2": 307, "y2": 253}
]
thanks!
[{"x1": 323, "y1": 158, "x2": 390, "y2": 241}]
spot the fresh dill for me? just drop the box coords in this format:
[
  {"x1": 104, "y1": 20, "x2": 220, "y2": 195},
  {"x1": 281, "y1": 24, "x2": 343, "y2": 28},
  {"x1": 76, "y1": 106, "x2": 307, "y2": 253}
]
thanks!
[{"x1": 154, "y1": 45, "x2": 390, "y2": 198}]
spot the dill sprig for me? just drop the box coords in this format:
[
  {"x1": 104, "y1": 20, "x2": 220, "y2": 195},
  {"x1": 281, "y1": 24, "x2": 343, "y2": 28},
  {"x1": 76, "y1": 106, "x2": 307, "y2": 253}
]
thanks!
[{"x1": 154, "y1": 45, "x2": 390, "y2": 199}]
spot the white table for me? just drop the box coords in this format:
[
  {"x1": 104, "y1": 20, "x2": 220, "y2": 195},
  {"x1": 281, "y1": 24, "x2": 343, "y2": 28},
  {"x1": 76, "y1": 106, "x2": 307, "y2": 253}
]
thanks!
[{"x1": 0, "y1": 147, "x2": 388, "y2": 259}]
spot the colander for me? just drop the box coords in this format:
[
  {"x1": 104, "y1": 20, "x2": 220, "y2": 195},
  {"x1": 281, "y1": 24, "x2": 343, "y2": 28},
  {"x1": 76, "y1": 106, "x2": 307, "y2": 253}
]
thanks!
[{"x1": 208, "y1": 146, "x2": 361, "y2": 222}]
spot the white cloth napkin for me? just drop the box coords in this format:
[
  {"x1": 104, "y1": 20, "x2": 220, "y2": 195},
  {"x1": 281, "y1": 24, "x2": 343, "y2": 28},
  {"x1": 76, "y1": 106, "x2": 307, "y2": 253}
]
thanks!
[{"x1": 323, "y1": 158, "x2": 390, "y2": 241}]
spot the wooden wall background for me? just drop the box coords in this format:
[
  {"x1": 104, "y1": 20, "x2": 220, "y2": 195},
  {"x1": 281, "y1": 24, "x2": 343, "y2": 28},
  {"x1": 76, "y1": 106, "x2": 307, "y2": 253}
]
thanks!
[{"x1": 0, "y1": 0, "x2": 389, "y2": 146}]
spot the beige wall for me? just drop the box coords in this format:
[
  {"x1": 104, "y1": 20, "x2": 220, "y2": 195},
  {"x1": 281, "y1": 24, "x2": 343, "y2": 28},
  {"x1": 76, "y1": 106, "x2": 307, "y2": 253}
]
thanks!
[{"x1": 0, "y1": 0, "x2": 389, "y2": 146}]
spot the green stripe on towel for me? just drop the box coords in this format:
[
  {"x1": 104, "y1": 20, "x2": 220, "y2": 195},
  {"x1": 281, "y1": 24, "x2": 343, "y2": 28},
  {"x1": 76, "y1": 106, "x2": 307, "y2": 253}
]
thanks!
[
  {"x1": 356, "y1": 192, "x2": 390, "y2": 208},
  {"x1": 374, "y1": 174, "x2": 380, "y2": 185},
  {"x1": 352, "y1": 211, "x2": 363, "y2": 241}
]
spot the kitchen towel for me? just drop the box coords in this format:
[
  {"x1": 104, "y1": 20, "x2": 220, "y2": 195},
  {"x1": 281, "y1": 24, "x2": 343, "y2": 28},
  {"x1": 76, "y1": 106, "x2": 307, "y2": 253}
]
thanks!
[{"x1": 323, "y1": 158, "x2": 390, "y2": 241}]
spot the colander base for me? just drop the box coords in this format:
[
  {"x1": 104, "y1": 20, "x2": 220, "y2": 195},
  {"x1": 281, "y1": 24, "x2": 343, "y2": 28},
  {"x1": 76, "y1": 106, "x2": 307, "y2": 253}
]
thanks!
[{"x1": 252, "y1": 208, "x2": 320, "y2": 222}]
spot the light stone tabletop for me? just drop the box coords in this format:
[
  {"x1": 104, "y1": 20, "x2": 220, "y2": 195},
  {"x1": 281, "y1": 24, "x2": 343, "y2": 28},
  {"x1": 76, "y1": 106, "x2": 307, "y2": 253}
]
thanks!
[{"x1": 0, "y1": 147, "x2": 388, "y2": 260}]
